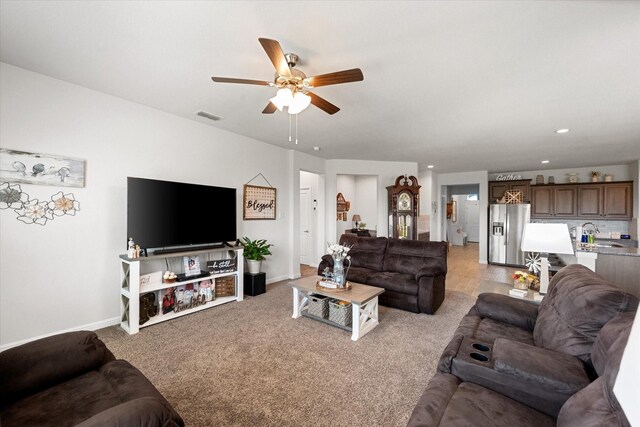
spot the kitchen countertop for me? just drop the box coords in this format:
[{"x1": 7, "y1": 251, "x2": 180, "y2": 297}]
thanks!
[{"x1": 574, "y1": 239, "x2": 640, "y2": 257}]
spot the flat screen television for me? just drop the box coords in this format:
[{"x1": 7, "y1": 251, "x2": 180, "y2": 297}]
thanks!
[{"x1": 127, "y1": 177, "x2": 236, "y2": 252}]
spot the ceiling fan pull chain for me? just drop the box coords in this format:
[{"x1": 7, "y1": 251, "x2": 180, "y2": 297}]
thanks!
[
  {"x1": 295, "y1": 113, "x2": 298, "y2": 145},
  {"x1": 289, "y1": 113, "x2": 292, "y2": 142}
]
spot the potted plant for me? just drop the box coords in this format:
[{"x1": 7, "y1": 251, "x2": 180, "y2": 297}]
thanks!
[{"x1": 239, "y1": 237, "x2": 273, "y2": 274}]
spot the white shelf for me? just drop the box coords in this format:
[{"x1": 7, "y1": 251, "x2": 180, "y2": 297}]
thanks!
[
  {"x1": 119, "y1": 247, "x2": 244, "y2": 334},
  {"x1": 141, "y1": 295, "x2": 237, "y2": 328}
]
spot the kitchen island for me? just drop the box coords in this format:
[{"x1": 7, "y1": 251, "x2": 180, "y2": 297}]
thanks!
[{"x1": 570, "y1": 239, "x2": 640, "y2": 297}]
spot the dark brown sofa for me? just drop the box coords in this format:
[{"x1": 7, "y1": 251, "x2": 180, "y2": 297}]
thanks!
[
  {"x1": 318, "y1": 234, "x2": 448, "y2": 314},
  {"x1": 0, "y1": 331, "x2": 184, "y2": 427},
  {"x1": 407, "y1": 310, "x2": 635, "y2": 426},
  {"x1": 407, "y1": 264, "x2": 639, "y2": 426}
]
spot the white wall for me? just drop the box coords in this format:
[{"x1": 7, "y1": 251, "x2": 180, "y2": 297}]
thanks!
[
  {"x1": 0, "y1": 63, "x2": 295, "y2": 347},
  {"x1": 355, "y1": 175, "x2": 378, "y2": 231},
  {"x1": 436, "y1": 171, "x2": 489, "y2": 263}
]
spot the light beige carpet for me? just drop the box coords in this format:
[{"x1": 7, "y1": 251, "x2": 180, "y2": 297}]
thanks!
[{"x1": 97, "y1": 281, "x2": 475, "y2": 427}]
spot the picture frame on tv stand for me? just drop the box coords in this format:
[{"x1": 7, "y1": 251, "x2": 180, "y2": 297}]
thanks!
[{"x1": 183, "y1": 256, "x2": 201, "y2": 277}]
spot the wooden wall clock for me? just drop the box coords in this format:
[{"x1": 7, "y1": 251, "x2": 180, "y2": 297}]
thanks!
[{"x1": 387, "y1": 175, "x2": 420, "y2": 240}]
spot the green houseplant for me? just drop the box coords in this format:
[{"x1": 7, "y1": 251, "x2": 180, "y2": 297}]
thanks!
[{"x1": 240, "y1": 237, "x2": 273, "y2": 274}]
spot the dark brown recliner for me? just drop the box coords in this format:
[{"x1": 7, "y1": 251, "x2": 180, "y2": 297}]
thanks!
[
  {"x1": 436, "y1": 264, "x2": 638, "y2": 417},
  {"x1": 407, "y1": 310, "x2": 636, "y2": 426},
  {"x1": 318, "y1": 234, "x2": 448, "y2": 314},
  {"x1": 0, "y1": 331, "x2": 184, "y2": 427}
]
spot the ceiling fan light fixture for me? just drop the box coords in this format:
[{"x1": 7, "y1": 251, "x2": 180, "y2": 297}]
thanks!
[
  {"x1": 288, "y1": 92, "x2": 311, "y2": 115},
  {"x1": 270, "y1": 87, "x2": 294, "y2": 111}
]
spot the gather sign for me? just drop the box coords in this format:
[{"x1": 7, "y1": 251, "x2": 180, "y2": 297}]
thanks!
[{"x1": 243, "y1": 184, "x2": 276, "y2": 220}]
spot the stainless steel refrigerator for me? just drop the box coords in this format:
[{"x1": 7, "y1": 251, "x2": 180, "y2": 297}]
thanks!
[{"x1": 489, "y1": 204, "x2": 531, "y2": 266}]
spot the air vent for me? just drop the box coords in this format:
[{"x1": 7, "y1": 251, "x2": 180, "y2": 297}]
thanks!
[{"x1": 196, "y1": 111, "x2": 223, "y2": 121}]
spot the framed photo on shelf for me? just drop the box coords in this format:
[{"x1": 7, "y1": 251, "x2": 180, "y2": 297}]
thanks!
[
  {"x1": 243, "y1": 184, "x2": 276, "y2": 220},
  {"x1": 183, "y1": 255, "x2": 201, "y2": 277}
]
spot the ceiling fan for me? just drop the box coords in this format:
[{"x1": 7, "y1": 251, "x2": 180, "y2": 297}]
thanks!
[{"x1": 211, "y1": 38, "x2": 364, "y2": 115}]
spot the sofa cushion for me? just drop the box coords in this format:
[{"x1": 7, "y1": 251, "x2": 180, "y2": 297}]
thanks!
[
  {"x1": 1, "y1": 360, "x2": 181, "y2": 427},
  {"x1": 338, "y1": 234, "x2": 388, "y2": 271},
  {"x1": 344, "y1": 266, "x2": 377, "y2": 285},
  {"x1": 0, "y1": 331, "x2": 115, "y2": 409},
  {"x1": 591, "y1": 312, "x2": 636, "y2": 377},
  {"x1": 557, "y1": 311, "x2": 633, "y2": 427},
  {"x1": 453, "y1": 306, "x2": 535, "y2": 347},
  {"x1": 407, "y1": 373, "x2": 555, "y2": 427},
  {"x1": 366, "y1": 271, "x2": 418, "y2": 295},
  {"x1": 476, "y1": 293, "x2": 538, "y2": 332},
  {"x1": 493, "y1": 338, "x2": 590, "y2": 395},
  {"x1": 533, "y1": 264, "x2": 639, "y2": 366},
  {"x1": 382, "y1": 238, "x2": 447, "y2": 276}
]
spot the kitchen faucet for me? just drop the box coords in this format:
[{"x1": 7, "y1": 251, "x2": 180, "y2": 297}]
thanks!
[{"x1": 582, "y1": 222, "x2": 600, "y2": 235}]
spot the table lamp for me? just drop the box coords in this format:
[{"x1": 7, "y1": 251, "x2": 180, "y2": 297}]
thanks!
[
  {"x1": 352, "y1": 214, "x2": 361, "y2": 230},
  {"x1": 520, "y1": 223, "x2": 574, "y2": 294}
]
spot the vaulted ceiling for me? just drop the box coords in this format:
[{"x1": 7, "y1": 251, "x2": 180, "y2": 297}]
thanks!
[{"x1": 1, "y1": 1, "x2": 639, "y2": 173}]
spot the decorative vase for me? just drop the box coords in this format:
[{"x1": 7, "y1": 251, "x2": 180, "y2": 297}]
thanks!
[
  {"x1": 332, "y1": 257, "x2": 346, "y2": 286},
  {"x1": 591, "y1": 176, "x2": 599, "y2": 182}
]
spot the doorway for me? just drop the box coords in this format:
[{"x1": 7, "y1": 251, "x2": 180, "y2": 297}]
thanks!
[
  {"x1": 300, "y1": 187, "x2": 311, "y2": 265},
  {"x1": 299, "y1": 170, "x2": 322, "y2": 275},
  {"x1": 444, "y1": 184, "x2": 480, "y2": 249}
]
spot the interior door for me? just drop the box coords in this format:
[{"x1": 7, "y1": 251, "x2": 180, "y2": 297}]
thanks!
[
  {"x1": 465, "y1": 201, "x2": 480, "y2": 242},
  {"x1": 299, "y1": 188, "x2": 311, "y2": 265}
]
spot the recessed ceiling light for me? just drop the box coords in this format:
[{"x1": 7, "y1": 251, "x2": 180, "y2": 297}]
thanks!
[
  {"x1": 313, "y1": 146, "x2": 321, "y2": 151},
  {"x1": 427, "y1": 165, "x2": 434, "y2": 169},
  {"x1": 555, "y1": 128, "x2": 570, "y2": 134},
  {"x1": 541, "y1": 160, "x2": 550, "y2": 164}
]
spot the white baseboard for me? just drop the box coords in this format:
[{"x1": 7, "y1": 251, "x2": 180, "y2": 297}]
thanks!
[
  {"x1": 266, "y1": 274, "x2": 295, "y2": 284},
  {"x1": 0, "y1": 317, "x2": 120, "y2": 352}
]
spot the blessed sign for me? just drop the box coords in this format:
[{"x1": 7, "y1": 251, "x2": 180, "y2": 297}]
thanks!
[{"x1": 243, "y1": 184, "x2": 276, "y2": 220}]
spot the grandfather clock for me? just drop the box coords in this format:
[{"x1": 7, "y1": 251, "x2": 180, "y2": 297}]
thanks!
[{"x1": 387, "y1": 175, "x2": 420, "y2": 239}]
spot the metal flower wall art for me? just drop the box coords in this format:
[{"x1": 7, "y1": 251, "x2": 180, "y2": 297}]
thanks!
[{"x1": 0, "y1": 182, "x2": 80, "y2": 225}]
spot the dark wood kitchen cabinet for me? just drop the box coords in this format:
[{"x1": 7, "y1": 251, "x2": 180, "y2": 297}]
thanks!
[
  {"x1": 603, "y1": 182, "x2": 633, "y2": 219},
  {"x1": 489, "y1": 179, "x2": 531, "y2": 202},
  {"x1": 532, "y1": 181, "x2": 632, "y2": 220},
  {"x1": 530, "y1": 185, "x2": 577, "y2": 218}
]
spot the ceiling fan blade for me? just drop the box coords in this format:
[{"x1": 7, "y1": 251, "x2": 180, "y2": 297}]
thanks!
[
  {"x1": 258, "y1": 38, "x2": 292, "y2": 78},
  {"x1": 262, "y1": 102, "x2": 277, "y2": 114},
  {"x1": 306, "y1": 68, "x2": 364, "y2": 88},
  {"x1": 308, "y1": 92, "x2": 340, "y2": 115},
  {"x1": 211, "y1": 77, "x2": 271, "y2": 86}
]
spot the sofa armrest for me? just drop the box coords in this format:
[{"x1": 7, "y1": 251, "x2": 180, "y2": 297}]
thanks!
[
  {"x1": 0, "y1": 331, "x2": 115, "y2": 408},
  {"x1": 476, "y1": 293, "x2": 538, "y2": 331},
  {"x1": 437, "y1": 334, "x2": 464, "y2": 374},
  {"x1": 493, "y1": 338, "x2": 590, "y2": 394},
  {"x1": 414, "y1": 267, "x2": 445, "y2": 281},
  {"x1": 320, "y1": 254, "x2": 333, "y2": 266}
]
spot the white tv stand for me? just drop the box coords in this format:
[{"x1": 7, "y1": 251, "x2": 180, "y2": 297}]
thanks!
[{"x1": 119, "y1": 246, "x2": 244, "y2": 334}]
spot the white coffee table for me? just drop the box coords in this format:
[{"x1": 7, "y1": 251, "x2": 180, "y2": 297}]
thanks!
[{"x1": 290, "y1": 275, "x2": 384, "y2": 341}]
